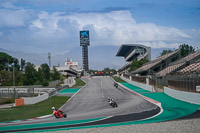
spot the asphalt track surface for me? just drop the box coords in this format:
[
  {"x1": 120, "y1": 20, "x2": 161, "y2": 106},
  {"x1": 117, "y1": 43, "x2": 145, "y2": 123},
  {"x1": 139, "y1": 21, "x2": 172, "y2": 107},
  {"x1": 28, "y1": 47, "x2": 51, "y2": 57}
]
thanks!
[{"x1": 0, "y1": 77, "x2": 160, "y2": 132}]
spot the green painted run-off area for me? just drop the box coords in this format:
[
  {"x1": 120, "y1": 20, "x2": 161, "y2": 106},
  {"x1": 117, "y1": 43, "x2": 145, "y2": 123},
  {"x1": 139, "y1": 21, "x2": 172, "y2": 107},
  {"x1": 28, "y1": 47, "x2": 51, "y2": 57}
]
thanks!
[
  {"x1": 120, "y1": 83, "x2": 200, "y2": 124},
  {"x1": 59, "y1": 88, "x2": 80, "y2": 94}
]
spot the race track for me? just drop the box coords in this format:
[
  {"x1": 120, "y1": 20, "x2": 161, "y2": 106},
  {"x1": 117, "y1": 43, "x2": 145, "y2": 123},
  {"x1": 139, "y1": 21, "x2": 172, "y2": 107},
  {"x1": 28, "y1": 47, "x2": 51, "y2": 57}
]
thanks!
[{"x1": 0, "y1": 77, "x2": 160, "y2": 132}]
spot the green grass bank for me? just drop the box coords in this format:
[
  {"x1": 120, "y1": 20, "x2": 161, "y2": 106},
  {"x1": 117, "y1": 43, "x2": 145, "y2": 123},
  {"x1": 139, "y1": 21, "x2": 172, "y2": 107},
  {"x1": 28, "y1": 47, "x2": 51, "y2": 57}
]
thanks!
[{"x1": 0, "y1": 96, "x2": 70, "y2": 122}]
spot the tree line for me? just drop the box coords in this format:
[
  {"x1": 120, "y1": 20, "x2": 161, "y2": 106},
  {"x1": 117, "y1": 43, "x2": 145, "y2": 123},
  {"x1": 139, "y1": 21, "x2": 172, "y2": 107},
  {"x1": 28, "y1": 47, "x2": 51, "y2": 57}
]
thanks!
[{"x1": 0, "y1": 52, "x2": 61, "y2": 86}]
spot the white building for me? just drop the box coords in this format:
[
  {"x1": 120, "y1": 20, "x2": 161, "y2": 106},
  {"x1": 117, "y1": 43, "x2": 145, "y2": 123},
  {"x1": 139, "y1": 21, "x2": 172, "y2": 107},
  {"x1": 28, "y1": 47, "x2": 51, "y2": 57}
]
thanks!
[{"x1": 55, "y1": 59, "x2": 82, "y2": 77}]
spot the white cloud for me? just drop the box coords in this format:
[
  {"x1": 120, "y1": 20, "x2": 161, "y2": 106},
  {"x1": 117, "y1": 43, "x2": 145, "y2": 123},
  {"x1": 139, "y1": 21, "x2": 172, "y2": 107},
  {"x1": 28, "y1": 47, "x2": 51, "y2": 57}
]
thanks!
[
  {"x1": 0, "y1": 9, "x2": 198, "y2": 54},
  {"x1": 0, "y1": 9, "x2": 31, "y2": 27},
  {"x1": 28, "y1": 10, "x2": 191, "y2": 49}
]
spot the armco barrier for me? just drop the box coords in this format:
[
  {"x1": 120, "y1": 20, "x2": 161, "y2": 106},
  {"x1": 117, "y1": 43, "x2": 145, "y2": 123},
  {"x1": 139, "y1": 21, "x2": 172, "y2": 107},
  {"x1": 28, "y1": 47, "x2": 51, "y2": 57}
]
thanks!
[
  {"x1": 15, "y1": 99, "x2": 24, "y2": 106},
  {"x1": 164, "y1": 87, "x2": 200, "y2": 105},
  {"x1": 23, "y1": 93, "x2": 49, "y2": 105},
  {"x1": 121, "y1": 76, "x2": 153, "y2": 92}
]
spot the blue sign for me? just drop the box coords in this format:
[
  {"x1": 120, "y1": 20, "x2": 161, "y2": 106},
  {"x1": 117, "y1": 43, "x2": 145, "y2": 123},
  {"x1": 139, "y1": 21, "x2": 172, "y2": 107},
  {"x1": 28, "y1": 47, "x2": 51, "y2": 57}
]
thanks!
[
  {"x1": 80, "y1": 30, "x2": 90, "y2": 46},
  {"x1": 80, "y1": 31, "x2": 88, "y2": 38}
]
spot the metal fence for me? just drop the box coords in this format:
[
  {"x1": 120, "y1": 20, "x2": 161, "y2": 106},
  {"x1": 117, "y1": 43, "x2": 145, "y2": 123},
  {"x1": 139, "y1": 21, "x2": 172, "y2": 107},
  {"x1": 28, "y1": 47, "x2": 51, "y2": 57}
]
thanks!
[
  {"x1": 0, "y1": 88, "x2": 36, "y2": 98},
  {"x1": 122, "y1": 73, "x2": 200, "y2": 93},
  {"x1": 0, "y1": 90, "x2": 19, "y2": 98},
  {"x1": 167, "y1": 73, "x2": 200, "y2": 93}
]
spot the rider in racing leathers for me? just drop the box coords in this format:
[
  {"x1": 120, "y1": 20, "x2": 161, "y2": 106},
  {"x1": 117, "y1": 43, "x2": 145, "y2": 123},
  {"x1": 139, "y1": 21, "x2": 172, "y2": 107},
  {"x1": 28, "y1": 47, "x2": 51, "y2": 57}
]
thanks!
[{"x1": 52, "y1": 107, "x2": 63, "y2": 118}]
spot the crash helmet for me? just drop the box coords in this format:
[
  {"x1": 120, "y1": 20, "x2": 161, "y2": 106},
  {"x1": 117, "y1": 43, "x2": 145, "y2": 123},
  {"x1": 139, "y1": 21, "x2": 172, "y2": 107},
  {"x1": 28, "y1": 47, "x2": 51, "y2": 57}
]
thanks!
[
  {"x1": 52, "y1": 107, "x2": 55, "y2": 110},
  {"x1": 108, "y1": 98, "x2": 111, "y2": 102}
]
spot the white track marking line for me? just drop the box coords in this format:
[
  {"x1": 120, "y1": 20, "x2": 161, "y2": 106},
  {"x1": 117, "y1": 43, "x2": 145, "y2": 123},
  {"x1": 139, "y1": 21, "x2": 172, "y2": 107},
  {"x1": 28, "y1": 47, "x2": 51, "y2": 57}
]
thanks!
[
  {"x1": 59, "y1": 78, "x2": 87, "y2": 110},
  {"x1": 101, "y1": 79, "x2": 104, "y2": 98}
]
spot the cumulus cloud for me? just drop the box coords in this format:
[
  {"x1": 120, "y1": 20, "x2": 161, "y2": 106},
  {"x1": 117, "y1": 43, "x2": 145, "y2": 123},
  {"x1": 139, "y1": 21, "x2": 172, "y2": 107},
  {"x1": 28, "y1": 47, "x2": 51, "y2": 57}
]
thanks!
[
  {"x1": 28, "y1": 10, "x2": 191, "y2": 49},
  {"x1": 0, "y1": 9, "x2": 197, "y2": 54},
  {"x1": 0, "y1": 9, "x2": 31, "y2": 27}
]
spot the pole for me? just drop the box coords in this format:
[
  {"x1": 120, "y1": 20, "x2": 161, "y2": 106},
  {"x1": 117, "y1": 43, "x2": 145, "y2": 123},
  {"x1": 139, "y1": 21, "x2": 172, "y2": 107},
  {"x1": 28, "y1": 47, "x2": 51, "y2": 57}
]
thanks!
[{"x1": 13, "y1": 64, "x2": 15, "y2": 98}]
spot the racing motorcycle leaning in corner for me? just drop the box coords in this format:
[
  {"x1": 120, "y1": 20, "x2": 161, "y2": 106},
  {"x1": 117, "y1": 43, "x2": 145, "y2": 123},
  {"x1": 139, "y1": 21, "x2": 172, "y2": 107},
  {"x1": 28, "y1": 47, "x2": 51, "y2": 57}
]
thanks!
[
  {"x1": 108, "y1": 98, "x2": 118, "y2": 108},
  {"x1": 52, "y1": 107, "x2": 67, "y2": 119}
]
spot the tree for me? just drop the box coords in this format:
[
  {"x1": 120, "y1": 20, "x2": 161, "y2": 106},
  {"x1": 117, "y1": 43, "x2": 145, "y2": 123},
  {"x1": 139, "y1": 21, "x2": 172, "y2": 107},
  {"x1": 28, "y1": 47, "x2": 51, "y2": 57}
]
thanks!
[
  {"x1": 36, "y1": 63, "x2": 51, "y2": 86},
  {"x1": 0, "y1": 52, "x2": 14, "y2": 71},
  {"x1": 129, "y1": 59, "x2": 149, "y2": 72},
  {"x1": 0, "y1": 71, "x2": 13, "y2": 86},
  {"x1": 24, "y1": 62, "x2": 38, "y2": 85},
  {"x1": 52, "y1": 67, "x2": 60, "y2": 80},
  {"x1": 20, "y1": 58, "x2": 26, "y2": 71},
  {"x1": 179, "y1": 44, "x2": 195, "y2": 58},
  {"x1": 13, "y1": 58, "x2": 20, "y2": 71},
  {"x1": 40, "y1": 63, "x2": 50, "y2": 80},
  {"x1": 160, "y1": 49, "x2": 173, "y2": 56}
]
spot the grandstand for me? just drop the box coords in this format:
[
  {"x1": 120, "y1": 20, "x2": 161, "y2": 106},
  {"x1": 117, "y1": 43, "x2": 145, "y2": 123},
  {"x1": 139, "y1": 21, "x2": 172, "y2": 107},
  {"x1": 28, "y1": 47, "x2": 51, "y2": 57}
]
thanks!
[
  {"x1": 116, "y1": 44, "x2": 151, "y2": 61},
  {"x1": 117, "y1": 45, "x2": 200, "y2": 93},
  {"x1": 116, "y1": 44, "x2": 151, "y2": 72},
  {"x1": 132, "y1": 50, "x2": 180, "y2": 75},
  {"x1": 157, "y1": 50, "x2": 200, "y2": 77},
  {"x1": 177, "y1": 61, "x2": 200, "y2": 74}
]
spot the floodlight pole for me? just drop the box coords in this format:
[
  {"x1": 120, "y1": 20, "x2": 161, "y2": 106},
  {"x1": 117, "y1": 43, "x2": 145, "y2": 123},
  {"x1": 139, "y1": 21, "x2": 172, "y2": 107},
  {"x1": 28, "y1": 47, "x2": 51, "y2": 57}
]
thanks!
[{"x1": 13, "y1": 63, "x2": 16, "y2": 98}]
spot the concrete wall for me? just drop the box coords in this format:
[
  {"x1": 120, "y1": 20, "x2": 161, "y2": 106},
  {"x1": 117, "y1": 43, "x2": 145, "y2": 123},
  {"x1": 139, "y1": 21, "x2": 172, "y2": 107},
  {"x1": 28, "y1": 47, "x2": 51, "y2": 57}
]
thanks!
[
  {"x1": 23, "y1": 93, "x2": 49, "y2": 105},
  {"x1": 121, "y1": 76, "x2": 153, "y2": 92},
  {"x1": 164, "y1": 87, "x2": 200, "y2": 105},
  {"x1": 0, "y1": 88, "x2": 55, "y2": 93},
  {"x1": 62, "y1": 77, "x2": 76, "y2": 87}
]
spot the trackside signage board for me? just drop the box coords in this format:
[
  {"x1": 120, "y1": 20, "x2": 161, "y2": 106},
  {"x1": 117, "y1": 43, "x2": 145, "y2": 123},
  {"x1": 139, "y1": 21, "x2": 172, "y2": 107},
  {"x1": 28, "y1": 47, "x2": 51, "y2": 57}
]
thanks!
[{"x1": 80, "y1": 30, "x2": 90, "y2": 46}]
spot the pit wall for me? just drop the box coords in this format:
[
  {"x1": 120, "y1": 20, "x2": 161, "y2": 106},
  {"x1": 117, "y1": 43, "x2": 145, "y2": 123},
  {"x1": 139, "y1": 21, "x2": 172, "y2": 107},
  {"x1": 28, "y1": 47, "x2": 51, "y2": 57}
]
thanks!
[
  {"x1": 121, "y1": 76, "x2": 154, "y2": 92},
  {"x1": 22, "y1": 93, "x2": 49, "y2": 105},
  {"x1": 164, "y1": 87, "x2": 200, "y2": 105}
]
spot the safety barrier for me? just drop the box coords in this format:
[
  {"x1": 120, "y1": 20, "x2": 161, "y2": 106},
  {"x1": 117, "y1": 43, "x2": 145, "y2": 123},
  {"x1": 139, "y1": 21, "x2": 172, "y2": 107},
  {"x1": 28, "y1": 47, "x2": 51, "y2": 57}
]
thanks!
[
  {"x1": 23, "y1": 93, "x2": 49, "y2": 105},
  {"x1": 121, "y1": 76, "x2": 154, "y2": 92},
  {"x1": 15, "y1": 99, "x2": 24, "y2": 106},
  {"x1": 164, "y1": 87, "x2": 200, "y2": 105}
]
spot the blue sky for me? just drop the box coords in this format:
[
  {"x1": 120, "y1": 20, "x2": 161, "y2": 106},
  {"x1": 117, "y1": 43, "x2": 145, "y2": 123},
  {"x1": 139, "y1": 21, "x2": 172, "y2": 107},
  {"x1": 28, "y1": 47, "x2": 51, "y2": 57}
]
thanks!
[{"x1": 0, "y1": 0, "x2": 200, "y2": 55}]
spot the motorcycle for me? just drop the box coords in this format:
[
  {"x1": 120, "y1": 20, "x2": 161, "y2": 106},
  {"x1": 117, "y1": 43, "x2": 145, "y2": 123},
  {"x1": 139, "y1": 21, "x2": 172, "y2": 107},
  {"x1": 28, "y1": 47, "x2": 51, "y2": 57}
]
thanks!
[
  {"x1": 113, "y1": 82, "x2": 118, "y2": 88},
  {"x1": 53, "y1": 109, "x2": 67, "y2": 119},
  {"x1": 108, "y1": 98, "x2": 118, "y2": 108}
]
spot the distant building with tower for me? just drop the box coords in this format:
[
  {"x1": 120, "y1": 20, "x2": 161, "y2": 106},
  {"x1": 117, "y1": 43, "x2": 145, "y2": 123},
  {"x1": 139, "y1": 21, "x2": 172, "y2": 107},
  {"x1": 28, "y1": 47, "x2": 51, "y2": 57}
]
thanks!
[{"x1": 55, "y1": 58, "x2": 82, "y2": 77}]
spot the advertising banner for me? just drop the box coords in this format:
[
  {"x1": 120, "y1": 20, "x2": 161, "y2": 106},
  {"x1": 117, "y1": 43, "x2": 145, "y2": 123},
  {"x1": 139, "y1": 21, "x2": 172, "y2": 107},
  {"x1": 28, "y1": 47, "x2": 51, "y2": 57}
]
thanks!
[{"x1": 80, "y1": 30, "x2": 90, "y2": 46}]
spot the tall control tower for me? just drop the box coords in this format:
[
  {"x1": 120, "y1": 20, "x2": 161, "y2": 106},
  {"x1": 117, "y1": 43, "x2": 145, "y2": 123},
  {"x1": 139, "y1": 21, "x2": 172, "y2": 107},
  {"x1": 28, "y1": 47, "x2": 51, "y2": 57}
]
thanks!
[{"x1": 80, "y1": 30, "x2": 90, "y2": 71}]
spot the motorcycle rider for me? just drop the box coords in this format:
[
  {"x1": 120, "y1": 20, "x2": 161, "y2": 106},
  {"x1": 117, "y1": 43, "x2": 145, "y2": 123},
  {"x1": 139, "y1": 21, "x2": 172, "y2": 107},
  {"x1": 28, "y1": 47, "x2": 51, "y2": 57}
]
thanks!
[
  {"x1": 113, "y1": 82, "x2": 118, "y2": 88},
  {"x1": 108, "y1": 98, "x2": 114, "y2": 103},
  {"x1": 107, "y1": 98, "x2": 118, "y2": 107},
  {"x1": 52, "y1": 107, "x2": 57, "y2": 111},
  {"x1": 52, "y1": 107, "x2": 63, "y2": 118}
]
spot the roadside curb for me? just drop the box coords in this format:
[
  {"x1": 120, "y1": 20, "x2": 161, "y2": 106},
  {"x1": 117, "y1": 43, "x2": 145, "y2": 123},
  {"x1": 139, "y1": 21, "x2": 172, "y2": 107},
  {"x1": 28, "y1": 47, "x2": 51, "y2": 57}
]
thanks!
[
  {"x1": 111, "y1": 77, "x2": 161, "y2": 107},
  {"x1": 119, "y1": 83, "x2": 161, "y2": 107}
]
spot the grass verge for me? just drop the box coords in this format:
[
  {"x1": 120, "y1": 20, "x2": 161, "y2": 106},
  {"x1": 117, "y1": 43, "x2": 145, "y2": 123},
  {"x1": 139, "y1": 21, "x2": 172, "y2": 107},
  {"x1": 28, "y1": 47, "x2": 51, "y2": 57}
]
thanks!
[
  {"x1": 70, "y1": 78, "x2": 86, "y2": 88},
  {"x1": 0, "y1": 96, "x2": 70, "y2": 122},
  {"x1": 112, "y1": 76, "x2": 126, "y2": 83}
]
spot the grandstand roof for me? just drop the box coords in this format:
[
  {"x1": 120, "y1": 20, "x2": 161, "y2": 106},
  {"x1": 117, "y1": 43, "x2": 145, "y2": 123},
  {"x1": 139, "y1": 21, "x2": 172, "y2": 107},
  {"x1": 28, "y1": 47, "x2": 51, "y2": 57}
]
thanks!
[
  {"x1": 132, "y1": 50, "x2": 180, "y2": 75},
  {"x1": 171, "y1": 50, "x2": 200, "y2": 65},
  {"x1": 157, "y1": 62, "x2": 184, "y2": 76},
  {"x1": 116, "y1": 44, "x2": 151, "y2": 62},
  {"x1": 157, "y1": 50, "x2": 200, "y2": 76},
  {"x1": 177, "y1": 61, "x2": 200, "y2": 74}
]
